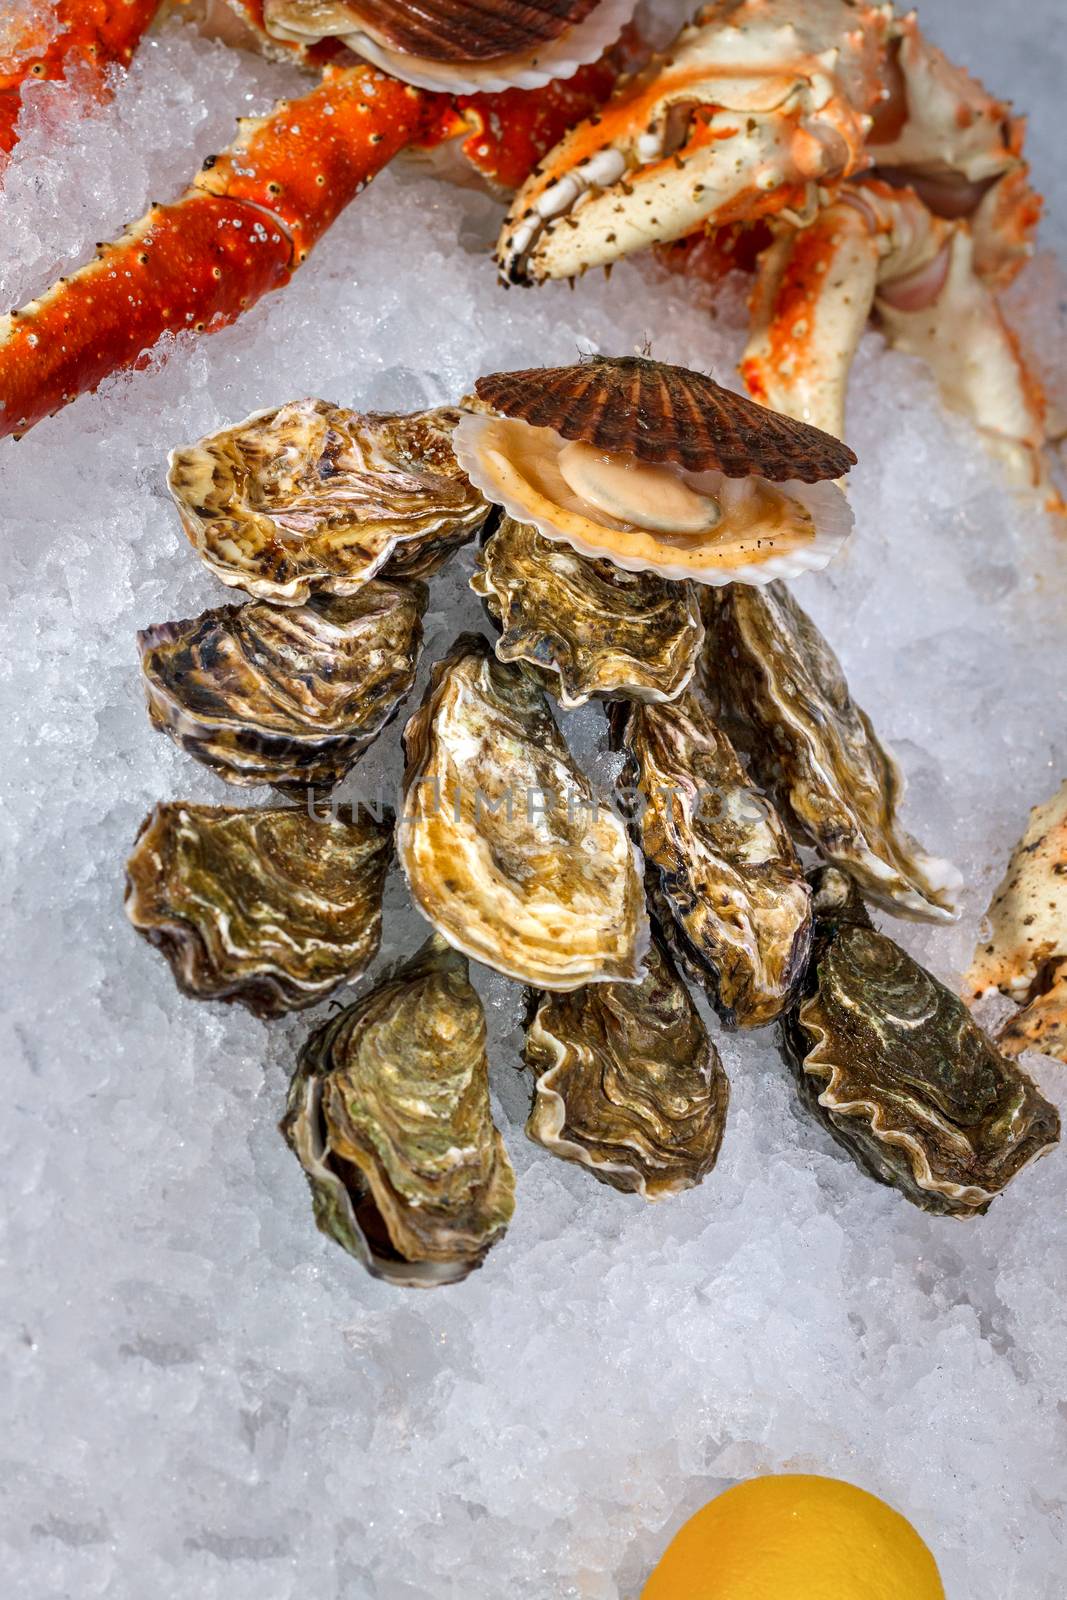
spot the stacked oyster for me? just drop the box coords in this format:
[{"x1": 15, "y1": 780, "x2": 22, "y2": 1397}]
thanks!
[{"x1": 126, "y1": 356, "x2": 1059, "y2": 1288}]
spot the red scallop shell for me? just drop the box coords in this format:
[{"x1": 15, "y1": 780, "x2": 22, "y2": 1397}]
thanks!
[
  {"x1": 344, "y1": 0, "x2": 602, "y2": 62},
  {"x1": 475, "y1": 356, "x2": 857, "y2": 482}
]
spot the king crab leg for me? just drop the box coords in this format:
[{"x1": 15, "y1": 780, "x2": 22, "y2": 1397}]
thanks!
[
  {"x1": 0, "y1": 0, "x2": 160, "y2": 158},
  {"x1": 0, "y1": 39, "x2": 623, "y2": 439}
]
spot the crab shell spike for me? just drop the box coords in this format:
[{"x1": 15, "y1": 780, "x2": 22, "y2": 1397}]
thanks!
[
  {"x1": 264, "y1": 0, "x2": 639, "y2": 93},
  {"x1": 473, "y1": 356, "x2": 856, "y2": 479}
]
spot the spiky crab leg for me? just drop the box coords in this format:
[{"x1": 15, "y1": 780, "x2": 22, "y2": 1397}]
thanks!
[
  {"x1": 496, "y1": 0, "x2": 888, "y2": 284},
  {"x1": 741, "y1": 178, "x2": 1053, "y2": 496},
  {"x1": 0, "y1": 0, "x2": 160, "y2": 157},
  {"x1": 0, "y1": 64, "x2": 457, "y2": 438}
]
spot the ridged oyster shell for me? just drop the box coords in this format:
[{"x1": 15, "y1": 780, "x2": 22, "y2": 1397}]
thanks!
[
  {"x1": 617, "y1": 686, "x2": 812, "y2": 1027},
  {"x1": 782, "y1": 867, "x2": 1060, "y2": 1216},
  {"x1": 525, "y1": 931, "x2": 729, "y2": 1196},
  {"x1": 471, "y1": 514, "x2": 704, "y2": 708},
  {"x1": 474, "y1": 357, "x2": 856, "y2": 479},
  {"x1": 125, "y1": 803, "x2": 392, "y2": 1017},
  {"x1": 966, "y1": 779, "x2": 1067, "y2": 1063},
  {"x1": 704, "y1": 582, "x2": 962, "y2": 922},
  {"x1": 398, "y1": 633, "x2": 649, "y2": 989},
  {"x1": 137, "y1": 580, "x2": 425, "y2": 791},
  {"x1": 281, "y1": 935, "x2": 515, "y2": 1286},
  {"x1": 167, "y1": 400, "x2": 488, "y2": 605},
  {"x1": 263, "y1": 0, "x2": 635, "y2": 94}
]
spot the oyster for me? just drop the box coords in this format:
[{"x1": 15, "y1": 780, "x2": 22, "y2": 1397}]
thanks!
[
  {"x1": 618, "y1": 686, "x2": 812, "y2": 1027},
  {"x1": 966, "y1": 779, "x2": 1067, "y2": 1062},
  {"x1": 455, "y1": 357, "x2": 854, "y2": 586},
  {"x1": 263, "y1": 0, "x2": 636, "y2": 94},
  {"x1": 138, "y1": 580, "x2": 425, "y2": 791},
  {"x1": 782, "y1": 867, "x2": 1060, "y2": 1216},
  {"x1": 398, "y1": 633, "x2": 649, "y2": 989},
  {"x1": 125, "y1": 803, "x2": 391, "y2": 1016},
  {"x1": 168, "y1": 400, "x2": 488, "y2": 605},
  {"x1": 471, "y1": 514, "x2": 704, "y2": 708},
  {"x1": 281, "y1": 935, "x2": 515, "y2": 1286},
  {"x1": 704, "y1": 582, "x2": 962, "y2": 922},
  {"x1": 525, "y1": 932, "x2": 729, "y2": 1196}
]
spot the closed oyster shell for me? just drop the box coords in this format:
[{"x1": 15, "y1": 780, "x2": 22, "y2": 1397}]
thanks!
[
  {"x1": 782, "y1": 867, "x2": 1060, "y2": 1216},
  {"x1": 704, "y1": 582, "x2": 962, "y2": 922},
  {"x1": 966, "y1": 779, "x2": 1067, "y2": 1063},
  {"x1": 398, "y1": 633, "x2": 649, "y2": 989},
  {"x1": 125, "y1": 803, "x2": 391, "y2": 1016},
  {"x1": 281, "y1": 935, "x2": 515, "y2": 1287},
  {"x1": 617, "y1": 686, "x2": 812, "y2": 1027},
  {"x1": 474, "y1": 356, "x2": 856, "y2": 479},
  {"x1": 167, "y1": 400, "x2": 487, "y2": 605},
  {"x1": 471, "y1": 514, "x2": 704, "y2": 708},
  {"x1": 138, "y1": 580, "x2": 425, "y2": 791},
  {"x1": 524, "y1": 932, "x2": 729, "y2": 1196}
]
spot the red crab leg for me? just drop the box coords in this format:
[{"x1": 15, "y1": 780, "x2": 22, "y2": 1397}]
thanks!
[
  {"x1": 0, "y1": 0, "x2": 159, "y2": 157},
  {"x1": 0, "y1": 64, "x2": 451, "y2": 438}
]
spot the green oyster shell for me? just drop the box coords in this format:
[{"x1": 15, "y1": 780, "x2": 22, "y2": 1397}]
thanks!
[
  {"x1": 167, "y1": 400, "x2": 488, "y2": 605},
  {"x1": 281, "y1": 935, "x2": 515, "y2": 1286},
  {"x1": 471, "y1": 514, "x2": 704, "y2": 708},
  {"x1": 398, "y1": 633, "x2": 649, "y2": 990},
  {"x1": 617, "y1": 686, "x2": 812, "y2": 1027},
  {"x1": 525, "y1": 932, "x2": 729, "y2": 1197},
  {"x1": 782, "y1": 867, "x2": 1060, "y2": 1216},
  {"x1": 704, "y1": 582, "x2": 962, "y2": 923},
  {"x1": 124, "y1": 802, "x2": 392, "y2": 1017},
  {"x1": 138, "y1": 580, "x2": 425, "y2": 792}
]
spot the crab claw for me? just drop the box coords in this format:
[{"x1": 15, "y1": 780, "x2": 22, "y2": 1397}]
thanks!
[{"x1": 496, "y1": 0, "x2": 887, "y2": 284}]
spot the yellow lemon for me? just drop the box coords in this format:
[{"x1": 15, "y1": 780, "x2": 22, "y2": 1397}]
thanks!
[{"x1": 641, "y1": 1473, "x2": 945, "y2": 1600}]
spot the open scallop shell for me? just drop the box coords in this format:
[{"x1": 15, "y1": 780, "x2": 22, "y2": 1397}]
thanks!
[
  {"x1": 264, "y1": 0, "x2": 636, "y2": 93},
  {"x1": 454, "y1": 411, "x2": 853, "y2": 586},
  {"x1": 473, "y1": 357, "x2": 856, "y2": 480}
]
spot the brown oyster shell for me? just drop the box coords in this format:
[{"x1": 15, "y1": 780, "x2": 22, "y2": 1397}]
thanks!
[
  {"x1": 473, "y1": 355, "x2": 856, "y2": 480},
  {"x1": 125, "y1": 802, "x2": 391, "y2": 1017},
  {"x1": 966, "y1": 779, "x2": 1067, "y2": 1063},
  {"x1": 782, "y1": 867, "x2": 1060, "y2": 1217},
  {"x1": 264, "y1": 0, "x2": 601, "y2": 61},
  {"x1": 281, "y1": 935, "x2": 515, "y2": 1287},
  {"x1": 137, "y1": 580, "x2": 425, "y2": 791},
  {"x1": 398, "y1": 633, "x2": 649, "y2": 989},
  {"x1": 471, "y1": 514, "x2": 704, "y2": 708},
  {"x1": 617, "y1": 686, "x2": 812, "y2": 1027},
  {"x1": 167, "y1": 400, "x2": 488, "y2": 605},
  {"x1": 704, "y1": 582, "x2": 962, "y2": 922},
  {"x1": 524, "y1": 931, "x2": 729, "y2": 1196}
]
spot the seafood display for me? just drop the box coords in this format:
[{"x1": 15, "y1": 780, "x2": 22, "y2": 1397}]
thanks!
[
  {"x1": 966, "y1": 781, "x2": 1067, "y2": 1063},
  {"x1": 282, "y1": 934, "x2": 515, "y2": 1285},
  {"x1": 784, "y1": 868, "x2": 1060, "y2": 1216},
  {"x1": 121, "y1": 348, "x2": 1060, "y2": 1286},
  {"x1": 525, "y1": 933, "x2": 729, "y2": 1196},
  {"x1": 125, "y1": 802, "x2": 393, "y2": 1016},
  {"x1": 1, "y1": 0, "x2": 1053, "y2": 507},
  {"x1": 138, "y1": 581, "x2": 425, "y2": 790}
]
